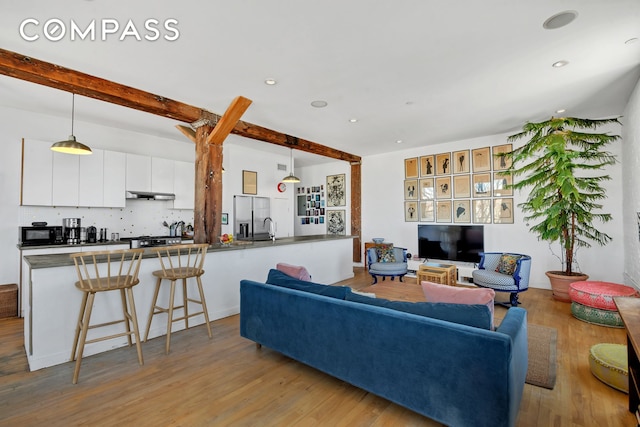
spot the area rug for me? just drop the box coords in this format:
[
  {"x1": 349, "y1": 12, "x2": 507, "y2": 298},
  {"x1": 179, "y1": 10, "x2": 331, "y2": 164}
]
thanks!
[{"x1": 525, "y1": 323, "x2": 557, "y2": 389}]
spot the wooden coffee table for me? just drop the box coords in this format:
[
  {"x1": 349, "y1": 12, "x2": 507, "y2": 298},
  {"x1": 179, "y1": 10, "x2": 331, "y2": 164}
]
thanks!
[{"x1": 417, "y1": 262, "x2": 457, "y2": 286}]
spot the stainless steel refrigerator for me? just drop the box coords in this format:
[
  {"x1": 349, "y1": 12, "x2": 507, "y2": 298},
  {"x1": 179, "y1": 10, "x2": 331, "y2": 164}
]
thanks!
[{"x1": 233, "y1": 195, "x2": 271, "y2": 241}]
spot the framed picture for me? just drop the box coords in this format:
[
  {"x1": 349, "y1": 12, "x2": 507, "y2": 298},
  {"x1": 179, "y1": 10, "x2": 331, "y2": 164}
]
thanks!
[
  {"x1": 420, "y1": 155, "x2": 435, "y2": 176},
  {"x1": 494, "y1": 198, "x2": 514, "y2": 224},
  {"x1": 436, "y1": 200, "x2": 452, "y2": 223},
  {"x1": 435, "y1": 152, "x2": 452, "y2": 175},
  {"x1": 242, "y1": 170, "x2": 257, "y2": 195},
  {"x1": 493, "y1": 172, "x2": 513, "y2": 196},
  {"x1": 473, "y1": 199, "x2": 492, "y2": 224},
  {"x1": 472, "y1": 147, "x2": 491, "y2": 172},
  {"x1": 453, "y1": 175, "x2": 471, "y2": 198},
  {"x1": 326, "y1": 174, "x2": 346, "y2": 207},
  {"x1": 404, "y1": 179, "x2": 418, "y2": 200},
  {"x1": 435, "y1": 176, "x2": 452, "y2": 199},
  {"x1": 453, "y1": 200, "x2": 471, "y2": 223},
  {"x1": 405, "y1": 201, "x2": 419, "y2": 222},
  {"x1": 453, "y1": 150, "x2": 470, "y2": 174},
  {"x1": 419, "y1": 200, "x2": 435, "y2": 222},
  {"x1": 493, "y1": 143, "x2": 513, "y2": 171},
  {"x1": 405, "y1": 157, "x2": 419, "y2": 178},
  {"x1": 472, "y1": 173, "x2": 492, "y2": 198},
  {"x1": 326, "y1": 210, "x2": 346, "y2": 235},
  {"x1": 419, "y1": 178, "x2": 435, "y2": 200},
  {"x1": 221, "y1": 213, "x2": 229, "y2": 225}
]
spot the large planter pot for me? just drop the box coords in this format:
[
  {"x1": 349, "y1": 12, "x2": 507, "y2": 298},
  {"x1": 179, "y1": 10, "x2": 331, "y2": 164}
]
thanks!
[{"x1": 545, "y1": 271, "x2": 589, "y2": 302}]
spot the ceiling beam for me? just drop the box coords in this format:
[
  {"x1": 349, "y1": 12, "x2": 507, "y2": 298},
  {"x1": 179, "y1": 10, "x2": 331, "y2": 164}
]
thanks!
[{"x1": 0, "y1": 48, "x2": 361, "y2": 163}]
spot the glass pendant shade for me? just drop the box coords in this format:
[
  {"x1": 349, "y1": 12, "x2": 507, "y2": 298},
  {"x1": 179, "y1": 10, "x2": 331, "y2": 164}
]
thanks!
[
  {"x1": 281, "y1": 148, "x2": 300, "y2": 183},
  {"x1": 51, "y1": 94, "x2": 92, "y2": 155}
]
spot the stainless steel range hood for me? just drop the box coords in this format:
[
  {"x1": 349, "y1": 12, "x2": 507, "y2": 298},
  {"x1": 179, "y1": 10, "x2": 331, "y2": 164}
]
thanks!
[{"x1": 126, "y1": 190, "x2": 176, "y2": 200}]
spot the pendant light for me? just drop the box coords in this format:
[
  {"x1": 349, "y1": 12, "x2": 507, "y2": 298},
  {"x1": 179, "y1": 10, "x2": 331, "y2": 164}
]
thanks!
[
  {"x1": 51, "y1": 94, "x2": 92, "y2": 155},
  {"x1": 281, "y1": 148, "x2": 300, "y2": 183}
]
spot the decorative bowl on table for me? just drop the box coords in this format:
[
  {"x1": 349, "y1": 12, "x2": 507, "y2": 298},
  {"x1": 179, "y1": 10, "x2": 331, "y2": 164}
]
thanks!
[
  {"x1": 372, "y1": 238, "x2": 384, "y2": 244},
  {"x1": 219, "y1": 233, "x2": 233, "y2": 246}
]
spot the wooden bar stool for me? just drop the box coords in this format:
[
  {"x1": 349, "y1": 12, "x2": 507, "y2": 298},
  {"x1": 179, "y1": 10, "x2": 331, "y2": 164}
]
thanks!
[
  {"x1": 144, "y1": 243, "x2": 212, "y2": 354},
  {"x1": 70, "y1": 248, "x2": 145, "y2": 384}
]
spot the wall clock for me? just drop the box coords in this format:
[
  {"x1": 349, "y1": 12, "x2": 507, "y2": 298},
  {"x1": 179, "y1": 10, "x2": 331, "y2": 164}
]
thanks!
[{"x1": 277, "y1": 182, "x2": 287, "y2": 193}]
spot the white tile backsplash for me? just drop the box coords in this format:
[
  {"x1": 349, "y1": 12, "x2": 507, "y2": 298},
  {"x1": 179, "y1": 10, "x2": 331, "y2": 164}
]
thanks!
[{"x1": 19, "y1": 201, "x2": 194, "y2": 238}]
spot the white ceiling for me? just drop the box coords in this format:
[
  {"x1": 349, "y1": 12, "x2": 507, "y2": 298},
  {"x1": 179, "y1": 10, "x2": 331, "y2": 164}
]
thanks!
[{"x1": 1, "y1": 1, "x2": 639, "y2": 166}]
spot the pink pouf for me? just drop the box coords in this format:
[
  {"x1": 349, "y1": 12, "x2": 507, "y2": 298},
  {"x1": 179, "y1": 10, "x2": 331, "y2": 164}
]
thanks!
[{"x1": 569, "y1": 281, "x2": 637, "y2": 310}]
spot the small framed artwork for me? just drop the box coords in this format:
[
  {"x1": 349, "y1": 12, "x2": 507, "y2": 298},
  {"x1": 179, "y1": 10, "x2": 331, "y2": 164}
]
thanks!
[
  {"x1": 453, "y1": 200, "x2": 471, "y2": 223},
  {"x1": 404, "y1": 179, "x2": 418, "y2": 200},
  {"x1": 436, "y1": 200, "x2": 452, "y2": 223},
  {"x1": 327, "y1": 174, "x2": 346, "y2": 207},
  {"x1": 242, "y1": 170, "x2": 257, "y2": 195},
  {"x1": 405, "y1": 157, "x2": 419, "y2": 178},
  {"x1": 419, "y1": 200, "x2": 435, "y2": 222},
  {"x1": 435, "y1": 152, "x2": 452, "y2": 175},
  {"x1": 493, "y1": 143, "x2": 513, "y2": 171},
  {"x1": 420, "y1": 155, "x2": 435, "y2": 176},
  {"x1": 453, "y1": 150, "x2": 470, "y2": 174},
  {"x1": 493, "y1": 172, "x2": 513, "y2": 197},
  {"x1": 419, "y1": 178, "x2": 435, "y2": 200},
  {"x1": 221, "y1": 213, "x2": 229, "y2": 225},
  {"x1": 494, "y1": 198, "x2": 514, "y2": 224},
  {"x1": 472, "y1": 147, "x2": 491, "y2": 172},
  {"x1": 453, "y1": 175, "x2": 471, "y2": 198},
  {"x1": 472, "y1": 173, "x2": 492, "y2": 198},
  {"x1": 326, "y1": 210, "x2": 346, "y2": 235},
  {"x1": 405, "y1": 201, "x2": 419, "y2": 222},
  {"x1": 435, "y1": 176, "x2": 452, "y2": 199},
  {"x1": 473, "y1": 199, "x2": 492, "y2": 224}
]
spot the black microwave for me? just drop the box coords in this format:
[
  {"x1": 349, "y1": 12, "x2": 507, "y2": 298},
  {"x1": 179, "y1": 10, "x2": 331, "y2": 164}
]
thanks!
[{"x1": 19, "y1": 226, "x2": 64, "y2": 246}]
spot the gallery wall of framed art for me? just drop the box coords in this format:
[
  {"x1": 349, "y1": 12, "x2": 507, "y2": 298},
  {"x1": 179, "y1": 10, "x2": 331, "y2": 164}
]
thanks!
[{"x1": 403, "y1": 143, "x2": 514, "y2": 224}]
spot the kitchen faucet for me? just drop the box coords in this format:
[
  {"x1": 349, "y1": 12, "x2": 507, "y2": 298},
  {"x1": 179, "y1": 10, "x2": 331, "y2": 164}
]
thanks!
[{"x1": 264, "y1": 217, "x2": 276, "y2": 243}]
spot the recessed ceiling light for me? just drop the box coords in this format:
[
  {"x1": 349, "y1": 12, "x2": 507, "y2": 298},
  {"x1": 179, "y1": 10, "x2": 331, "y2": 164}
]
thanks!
[
  {"x1": 556, "y1": 109, "x2": 566, "y2": 114},
  {"x1": 310, "y1": 100, "x2": 328, "y2": 108},
  {"x1": 543, "y1": 10, "x2": 578, "y2": 30},
  {"x1": 395, "y1": 140, "x2": 403, "y2": 144},
  {"x1": 349, "y1": 118, "x2": 358, "y2": 123},
  {"x1": 552, "y1": 60, "x2": 569, "y2": 68},
  {"x1": 264, "y1": 78, "x2": 277, "y2": 85},
  {"x1": 625, "y1": 37, "x2": 639, "y2": 45}
]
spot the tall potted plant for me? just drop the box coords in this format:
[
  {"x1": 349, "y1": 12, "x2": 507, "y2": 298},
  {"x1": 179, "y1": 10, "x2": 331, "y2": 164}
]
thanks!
[{"x1": 501, "y1": 117, "x2": 620, "y2": 301}]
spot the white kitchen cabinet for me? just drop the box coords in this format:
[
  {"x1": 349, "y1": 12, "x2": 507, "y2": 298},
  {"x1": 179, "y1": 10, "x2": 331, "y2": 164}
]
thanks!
[
  {"x1": 52, "y1": 151, "x2": 80, "y2": 206},
  {"x1": 78, "y1": 149, "x2": 104, "y2": 207},
  {"x1": 151, "y1": 157, "x2": 175, "y2": 193},
  {"x1": 173, "y1": 160, "x2": 195, "y2": 209},
  {"x1": 103, "y1": 151, "x2": 126, "y2": 207},
  {"x1": 126, "y1": 153, "x2": 151, "y2": 192},
  {"x1": 21, "y1": 139, "x2": 53, "y2": 206}
]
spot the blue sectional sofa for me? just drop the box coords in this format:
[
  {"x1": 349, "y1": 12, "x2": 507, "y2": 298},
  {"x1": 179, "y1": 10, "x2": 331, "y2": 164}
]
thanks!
[{"x1": 240, "y1": 269, "x2": 528, "y2": 427}]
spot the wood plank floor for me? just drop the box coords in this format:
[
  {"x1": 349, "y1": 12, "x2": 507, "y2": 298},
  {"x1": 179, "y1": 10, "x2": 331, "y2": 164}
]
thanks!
[{"x1": 0, "y1": 267, "x2": 634, "y2": 426}]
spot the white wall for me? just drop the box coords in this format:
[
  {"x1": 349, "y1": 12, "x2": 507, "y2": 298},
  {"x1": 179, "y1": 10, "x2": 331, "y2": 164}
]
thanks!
[
  {"x1": 362, "y1": 129, "x2": 625, "y2": 290},
  {"x1": 0, "y1": 105, "x2": 293, "y2": 287},
  {"x1": 622, "y1": 77, "x2": 640, "y2": 288}
]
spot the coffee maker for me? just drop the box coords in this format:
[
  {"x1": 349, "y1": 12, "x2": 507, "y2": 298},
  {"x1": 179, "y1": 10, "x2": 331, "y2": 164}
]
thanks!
[{"x1": 62, "y1": 218, "x2": 81, "y2": 245}]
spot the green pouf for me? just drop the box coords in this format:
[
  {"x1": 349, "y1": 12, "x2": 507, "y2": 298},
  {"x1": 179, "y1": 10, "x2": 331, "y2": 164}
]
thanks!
[
  {"x1": 589, "y1": 343, "x2": 628, "y2": 393},
  {"x1": 571, "y1": 301, "x2": 624, "y2": 328}
]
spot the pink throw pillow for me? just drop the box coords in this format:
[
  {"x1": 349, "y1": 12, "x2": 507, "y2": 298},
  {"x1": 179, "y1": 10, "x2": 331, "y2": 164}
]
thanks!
[
  {"x1": 421, "y1": 281, "x2": 495, "y2": 329},
  {"x1": 276, "y1": 263, "x2": 312, "y2": 281}
]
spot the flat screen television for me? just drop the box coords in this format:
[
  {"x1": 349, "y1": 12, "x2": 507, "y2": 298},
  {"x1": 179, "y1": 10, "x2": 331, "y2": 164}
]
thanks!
[{"x1": 418, "y1": 224, "x2": 484, "y2": 263}]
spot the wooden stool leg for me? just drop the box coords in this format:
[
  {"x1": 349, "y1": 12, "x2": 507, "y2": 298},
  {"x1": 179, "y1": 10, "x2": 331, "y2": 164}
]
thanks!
[
  {"x1": 165, "y1": 279, "x2": 177, "y2": 354},
  {"x1": 182, "y1": 278, "x2": 189, "y2": 329},
  {"x1": 120, "y1": 288, "x2": 133, "y2": 347},
  {"x1": 144, "y1": 277, "x2": 162, "y2": 342},
  {"x1": 126, "y1": 287, "x2": 144, "y2": 366},
  {"x1": 196, "y1": 276, "x2": 212, "y2": 338},
  {"x1": 71, "y1": 292, "x2": 89, "y2": 361},
  {"x1": 73, "y1": 292, "x2": 96, "y2": 384}
]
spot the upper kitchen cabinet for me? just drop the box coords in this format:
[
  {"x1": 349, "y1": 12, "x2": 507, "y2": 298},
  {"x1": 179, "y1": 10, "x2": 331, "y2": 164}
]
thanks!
[
  {"x1": 173, "y1": 160, "x2": 195, "y2": 210},
  {"x1": 52, "y1": 151, "x2": 80, "y2": 206},
  {"x1": 21, "y1": 139, "x2": 53, "y2": 206},
  {"x1": 125, "y1": 153, "x2": 152, "y2": 192},
  {"x1": 151, "y1": 157, "x2": 175, "y2": 193},
  {"x1": 78, "y1": 149, "x2": 126, "y2": 208},
  {"x1": 103, "y1": 151, "x2": 126, "y2": 207}
]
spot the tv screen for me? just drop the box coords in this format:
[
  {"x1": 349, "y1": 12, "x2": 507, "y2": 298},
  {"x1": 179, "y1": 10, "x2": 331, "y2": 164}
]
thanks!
[{"x1": 418, "y1": 225, "x2": 484, "y2": 263}]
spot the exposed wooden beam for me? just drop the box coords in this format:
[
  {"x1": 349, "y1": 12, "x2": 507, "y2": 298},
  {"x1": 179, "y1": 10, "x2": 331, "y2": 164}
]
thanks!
[
  {"x1": 175, "y1": 125, "x2": 196, "y2": 143},
  {"x1": 351, "y1": 162, "x2": 362, "y2": 263},
  {"x1": 207, "y1": 96, "x2": 252, "y2": 145}
]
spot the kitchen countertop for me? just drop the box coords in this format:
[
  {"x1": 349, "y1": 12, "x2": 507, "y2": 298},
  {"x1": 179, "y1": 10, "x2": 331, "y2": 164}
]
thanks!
[
  {"x1": 23, "y1": 234, "x2": 356, "y2": 269},
  {"x1": 18, "y1": 240, "x2": 130, "y2": 250}
]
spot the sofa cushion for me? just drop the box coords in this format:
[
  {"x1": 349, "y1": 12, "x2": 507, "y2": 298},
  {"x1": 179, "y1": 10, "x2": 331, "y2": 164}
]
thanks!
[
  {"x1": 421, "y1": 281, "x2": 495, "y2": 329},
  {"x1": 266, "y1": 269, "x2": 349, "y2": 299},
  {"x1": 345, "y1": 289, "x2": 492, "y2": 330},
  {"x1": 496, "y1": 254, "x2": 522, "y2": 275},
  {"x1": 276, "y1": 263, "x2": 312, "y2": 281},
  {"x1": 375, "y1": 243, "x2": 396, "y2": 263}
]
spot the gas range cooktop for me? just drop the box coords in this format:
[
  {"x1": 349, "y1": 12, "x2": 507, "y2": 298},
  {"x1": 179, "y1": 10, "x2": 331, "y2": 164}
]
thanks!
[{"x1": 120, "y1": 235, "x2": 182, "y2": 248}]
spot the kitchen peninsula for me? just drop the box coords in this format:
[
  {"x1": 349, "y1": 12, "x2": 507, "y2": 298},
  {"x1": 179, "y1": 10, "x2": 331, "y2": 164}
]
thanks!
[{"x1": 22, "y1": 235, "x2": 354, "y2": 371}]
